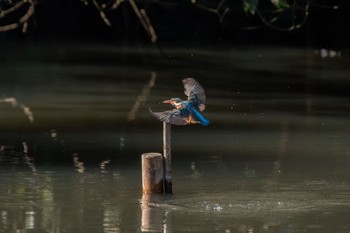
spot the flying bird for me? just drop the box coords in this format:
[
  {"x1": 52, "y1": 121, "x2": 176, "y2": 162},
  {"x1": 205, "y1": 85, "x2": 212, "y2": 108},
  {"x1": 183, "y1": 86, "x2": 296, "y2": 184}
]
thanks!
[{"x1": 150, "y1": 78, "x2": 209, "y2": 126}]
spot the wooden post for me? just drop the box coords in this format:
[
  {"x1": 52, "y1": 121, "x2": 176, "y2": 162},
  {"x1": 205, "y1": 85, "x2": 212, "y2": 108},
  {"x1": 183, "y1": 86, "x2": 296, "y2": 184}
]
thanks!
[
  {"x1": 163, "y1": 122, "x2": 172, "y2": 193},
  {"x1": 142, "y1": 153, "x2": 164, "y2": 194}
]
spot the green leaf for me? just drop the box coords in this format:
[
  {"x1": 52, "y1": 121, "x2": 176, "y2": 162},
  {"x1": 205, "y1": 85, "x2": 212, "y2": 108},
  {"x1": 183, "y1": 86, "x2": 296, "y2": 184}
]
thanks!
[
  {"x1": 243, "y1": 0, "x2": 260, "y2": 15},
  {"x1": 270, "y1": 0, "x2": 289, "y2": 9}
]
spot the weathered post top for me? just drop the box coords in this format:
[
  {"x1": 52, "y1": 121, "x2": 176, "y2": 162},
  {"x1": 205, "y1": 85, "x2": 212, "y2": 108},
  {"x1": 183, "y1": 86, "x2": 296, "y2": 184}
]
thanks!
[{"x1": 141, "y1": 153, "x2": 164, "y2": 194}]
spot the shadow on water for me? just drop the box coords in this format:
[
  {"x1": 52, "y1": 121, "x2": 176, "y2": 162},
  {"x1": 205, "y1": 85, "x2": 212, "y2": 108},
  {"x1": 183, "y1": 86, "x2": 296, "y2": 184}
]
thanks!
[{"x1": 0, "y1": 43, "x2": 350, "y2": 232}]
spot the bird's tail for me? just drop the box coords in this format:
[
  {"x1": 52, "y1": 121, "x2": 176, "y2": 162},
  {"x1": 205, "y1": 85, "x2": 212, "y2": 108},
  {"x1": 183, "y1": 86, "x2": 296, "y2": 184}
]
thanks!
[
  {"x1": 200, "y1": 116, "x2": 210, "y2": 126},
  {"x1": 189, "y1": 107, "x2": 210, "y2": 126}
]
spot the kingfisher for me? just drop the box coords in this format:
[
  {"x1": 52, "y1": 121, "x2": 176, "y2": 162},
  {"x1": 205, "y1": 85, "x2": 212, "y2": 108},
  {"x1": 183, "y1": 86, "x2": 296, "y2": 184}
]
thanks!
[{"x1": 150, "y1": 78, "x2": 209, "y2": 126}]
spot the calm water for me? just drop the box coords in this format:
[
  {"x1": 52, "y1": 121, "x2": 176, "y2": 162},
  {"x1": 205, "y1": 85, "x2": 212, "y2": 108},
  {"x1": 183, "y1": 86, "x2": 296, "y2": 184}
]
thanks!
[{"x1": 0, "y1": 44, "x2": 349, "y2": 233}]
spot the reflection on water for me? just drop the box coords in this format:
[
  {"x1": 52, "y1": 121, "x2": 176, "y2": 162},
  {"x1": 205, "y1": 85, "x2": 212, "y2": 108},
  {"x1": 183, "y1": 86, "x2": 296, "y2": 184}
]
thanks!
[
  {"x1": 0, "y1": 97, "x2": 34, "y2": 123},
  {"x1": 127, "y1": 72, "x2": 157, "y2": 122},
  {"x1": 0, "y1": 45, "x2": 349, "y2": 232},
  {"x1": 141, "y1": 194, "x2": 168, "y2": 232},
  {"x1": 0, "y1": 159, "x2": 349, "y2": 232},
  {"x1": 73, "y1": 153, "x2": 85, "y2": 173}
]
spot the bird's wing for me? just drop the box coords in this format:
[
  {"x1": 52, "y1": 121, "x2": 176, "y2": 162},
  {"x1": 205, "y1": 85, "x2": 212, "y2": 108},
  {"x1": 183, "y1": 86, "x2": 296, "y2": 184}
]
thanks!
[
  {"x1": 183, "y1": 78, "x2": 206, "y2": 111},
  {"x1": 149, "y1": 108, "x2": 188, "y2": 125}
]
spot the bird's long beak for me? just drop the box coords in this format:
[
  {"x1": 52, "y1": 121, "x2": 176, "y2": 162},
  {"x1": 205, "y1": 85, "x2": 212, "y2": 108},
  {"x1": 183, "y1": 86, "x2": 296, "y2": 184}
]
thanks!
[{"x1": 162, "y1": 100, "x2": 172, "y2": 104}]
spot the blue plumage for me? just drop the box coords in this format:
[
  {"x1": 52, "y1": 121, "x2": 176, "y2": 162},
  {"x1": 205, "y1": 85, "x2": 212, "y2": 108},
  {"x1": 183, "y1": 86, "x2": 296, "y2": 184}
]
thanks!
[
  {"x1": 150, "y1": 78, "x2": 209, "y2": 126},
  {"x1": 183, "y1": 102, "x2": 210, "y2": 126}
]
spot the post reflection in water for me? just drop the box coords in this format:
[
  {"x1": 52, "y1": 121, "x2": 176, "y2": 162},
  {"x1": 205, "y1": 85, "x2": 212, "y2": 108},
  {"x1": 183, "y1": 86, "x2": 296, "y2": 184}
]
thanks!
[{"x1": 141, "y1": 194, "x2": 171, "y2": 233}]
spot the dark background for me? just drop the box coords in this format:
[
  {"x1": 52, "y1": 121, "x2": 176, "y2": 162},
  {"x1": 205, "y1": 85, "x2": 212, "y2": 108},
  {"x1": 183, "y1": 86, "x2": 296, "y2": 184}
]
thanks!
[{"x1": 0, "y1": 0, "x2": 349, "y2": 49}]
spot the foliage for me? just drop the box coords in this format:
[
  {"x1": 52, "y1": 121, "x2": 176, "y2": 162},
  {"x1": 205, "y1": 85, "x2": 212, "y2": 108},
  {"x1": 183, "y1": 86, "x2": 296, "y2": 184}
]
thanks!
[
  {"x1": 0, "y1": 0, "x2": 340, "y2": 39},
  {"x1": 244, "y1": 0, "x2": 260, "y2": 15}
]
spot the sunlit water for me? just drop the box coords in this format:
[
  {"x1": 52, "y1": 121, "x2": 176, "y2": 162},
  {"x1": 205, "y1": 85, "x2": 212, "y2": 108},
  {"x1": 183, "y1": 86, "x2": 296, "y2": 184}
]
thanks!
[{"x1": 0, "y1": 44, "x2": 349, "y2": 233}]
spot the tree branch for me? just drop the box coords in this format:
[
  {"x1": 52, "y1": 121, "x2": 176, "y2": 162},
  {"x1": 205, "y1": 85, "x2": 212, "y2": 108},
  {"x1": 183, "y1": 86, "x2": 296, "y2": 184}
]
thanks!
[{"x1": 0, "y1": 0, "x2": 35, "y2": 32}]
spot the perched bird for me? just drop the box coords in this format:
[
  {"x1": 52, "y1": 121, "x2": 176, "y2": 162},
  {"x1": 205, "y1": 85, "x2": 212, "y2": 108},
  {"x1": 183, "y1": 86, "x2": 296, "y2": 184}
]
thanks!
[{"x1": 150, "y1": 78, "x2": 209, "y2": 126}]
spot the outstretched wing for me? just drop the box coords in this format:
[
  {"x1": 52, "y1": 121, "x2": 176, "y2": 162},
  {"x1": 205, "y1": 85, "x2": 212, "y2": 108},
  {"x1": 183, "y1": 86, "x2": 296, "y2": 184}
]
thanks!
[
  {"x1": 149, "y1": 108, "x2": 188, "y2": 125},
  {"x1": 183, "y1": 78, "x2": 206, "y2": 111}
]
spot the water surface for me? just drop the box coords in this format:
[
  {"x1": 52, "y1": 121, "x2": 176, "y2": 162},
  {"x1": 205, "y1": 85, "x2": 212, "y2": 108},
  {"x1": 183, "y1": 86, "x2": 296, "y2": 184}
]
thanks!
[{"x1": 0, "y1": 44, "x2": 349, "y2": 232}]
